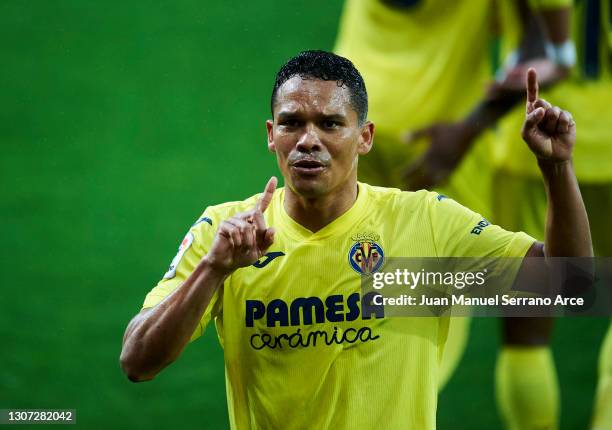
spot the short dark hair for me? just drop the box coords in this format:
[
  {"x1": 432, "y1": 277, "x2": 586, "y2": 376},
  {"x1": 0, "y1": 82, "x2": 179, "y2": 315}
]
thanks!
[{"x1": 271, "y1": 50, "x2": 368, "y2": 125}]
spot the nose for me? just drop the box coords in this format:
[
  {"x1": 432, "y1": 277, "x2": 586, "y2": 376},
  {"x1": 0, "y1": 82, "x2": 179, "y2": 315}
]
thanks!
[{"x1": 296, "y1": 124, "x2": 322, "y2": 153}]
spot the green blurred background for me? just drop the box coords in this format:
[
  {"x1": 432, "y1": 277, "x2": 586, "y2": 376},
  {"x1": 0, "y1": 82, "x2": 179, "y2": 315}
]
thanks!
[{"x1": 0, "y1": 1, "x2": 608, "y2": 428}]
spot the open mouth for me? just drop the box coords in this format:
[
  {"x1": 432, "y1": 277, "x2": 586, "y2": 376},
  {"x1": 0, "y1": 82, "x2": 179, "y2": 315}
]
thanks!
[{"x1": 291, "y1": 159, "x2": 327, "y2": 174}]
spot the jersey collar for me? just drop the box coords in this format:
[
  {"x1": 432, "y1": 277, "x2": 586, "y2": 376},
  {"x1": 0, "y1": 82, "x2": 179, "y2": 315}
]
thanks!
[{"x1": 274, "y1": 182, "x2": 368, "y2": 242}]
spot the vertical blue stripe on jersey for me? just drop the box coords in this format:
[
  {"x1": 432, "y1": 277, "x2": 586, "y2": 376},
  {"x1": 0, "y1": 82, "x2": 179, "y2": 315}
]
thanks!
[{"x1": 584, "y1": 0, "x2": 601, "y2": 78}]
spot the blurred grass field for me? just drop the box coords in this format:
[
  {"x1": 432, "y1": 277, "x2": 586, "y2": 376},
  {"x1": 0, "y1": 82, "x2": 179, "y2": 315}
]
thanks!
[{"x1": 0, "y1": 2, "x2": 608, "y2": 429}]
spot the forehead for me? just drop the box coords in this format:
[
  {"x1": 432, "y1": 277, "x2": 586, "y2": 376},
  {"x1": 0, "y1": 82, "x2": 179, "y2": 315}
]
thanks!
[{"x1": 274, "y1": 76, "x2": 356, "y2": 119}]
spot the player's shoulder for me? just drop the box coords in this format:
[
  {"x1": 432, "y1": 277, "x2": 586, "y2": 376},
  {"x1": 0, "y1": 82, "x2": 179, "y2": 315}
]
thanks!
[
  {"x1": 193, "y1": 187, "x2": 282, "y2": 226},
  {"x1": 360, "y1": 182, "x2": 447, "y2": 213},
  {"x1": 360, "y1": 182, "x2": 479, "y2": 229}
]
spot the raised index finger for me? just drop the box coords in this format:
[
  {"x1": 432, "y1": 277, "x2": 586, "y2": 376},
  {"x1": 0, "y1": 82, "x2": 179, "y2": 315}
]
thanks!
[
  {"x1": 256, "y1": 176, "x2": 277, "y2": 213},
  {"x1": 527, "y1": 68, "x2": 538, "y2": 104}
]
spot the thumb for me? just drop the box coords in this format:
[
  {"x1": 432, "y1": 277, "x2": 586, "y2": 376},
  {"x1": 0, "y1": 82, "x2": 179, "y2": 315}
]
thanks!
[
  {"x1": 524, "y1": 107, "x2": 545, "y2": 130},
  {"x1": 260, "y1": 227, "x2": 275, "y2": 252}
]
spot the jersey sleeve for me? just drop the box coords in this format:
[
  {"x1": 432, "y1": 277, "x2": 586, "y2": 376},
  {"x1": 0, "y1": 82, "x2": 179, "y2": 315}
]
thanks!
[
  {"x1": 429, "y1": 194, "x2": 536, "y2": 258},
  {"x1": 142, "y1": 212, "x2": 223, "y2": 342}
]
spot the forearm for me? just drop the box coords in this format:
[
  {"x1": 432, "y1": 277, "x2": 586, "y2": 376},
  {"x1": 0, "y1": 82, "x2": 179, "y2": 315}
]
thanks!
[
  {"x1": 539, "y1": 159, "x2": 593, "y2": 257},
  {"x1": 120, "y1": 257, "x2": 229, "y2": 381},
  {"x1": 462, "y1": 91, "x2": 524, "y2": 141},
  {"x1": 539, "y1": 7, "x2": 571, "y2": 44}
]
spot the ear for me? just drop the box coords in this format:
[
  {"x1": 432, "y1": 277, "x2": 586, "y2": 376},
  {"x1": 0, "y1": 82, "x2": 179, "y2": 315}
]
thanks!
[
  {"x1": 266, "y1": 120, "x2": 276, "y2": 153},
  {"x1": 357, "y1": 121, "x2": 374, "y2": 155}
]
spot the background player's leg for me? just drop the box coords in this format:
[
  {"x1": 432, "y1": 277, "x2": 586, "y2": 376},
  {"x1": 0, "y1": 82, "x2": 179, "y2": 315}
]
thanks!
[
  {"x1": 498, "y1": 318, "x2": 559, "y2": 430},
  {"x1": 494, "y1": 170, "x2": 559, "y2": 430},
  {"x1": 592, "y1": 321, "x2": 612, "y2": 430},
  {"x1": 583, "y1": 184, "x2": 612, "y2": 430},
  {"x1": 438, "y1": 317, "x2": 471, "y2": 391}
]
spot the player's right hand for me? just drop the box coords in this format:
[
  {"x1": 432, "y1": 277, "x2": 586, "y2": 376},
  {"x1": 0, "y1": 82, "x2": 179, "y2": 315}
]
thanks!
[
  {"x1": 205, "y1": 177, "x2": 277, "y2": 274},
  {"x1": 402, "y1": 122, "x2": 472, "y2": 191},
  {"x1": 521, "y1": 68, "x2": 576, "y2": 163}
]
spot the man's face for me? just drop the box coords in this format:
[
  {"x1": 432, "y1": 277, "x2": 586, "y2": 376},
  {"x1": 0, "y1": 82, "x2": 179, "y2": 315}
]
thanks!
[{"x1": 267, "y1": 76, "x2": 373, "y2": 198}]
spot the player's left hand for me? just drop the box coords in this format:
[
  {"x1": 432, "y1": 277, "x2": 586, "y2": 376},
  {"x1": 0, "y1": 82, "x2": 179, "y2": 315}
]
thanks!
[
  {"x1": 401, "y1": 122, "x2": 472, "y2": 190},
  {"x1": 521, "y1": 68, "x2": 575, "y2": 162}
]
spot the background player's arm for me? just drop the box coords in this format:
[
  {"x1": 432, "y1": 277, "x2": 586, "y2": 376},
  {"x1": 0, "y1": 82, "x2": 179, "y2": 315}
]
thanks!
[
  {"x1": 120, "y1": 177, "x2": 277, "y2": 382},
  {"x1": 403, "y1": 0, "x2": 572, "y2": 191}
]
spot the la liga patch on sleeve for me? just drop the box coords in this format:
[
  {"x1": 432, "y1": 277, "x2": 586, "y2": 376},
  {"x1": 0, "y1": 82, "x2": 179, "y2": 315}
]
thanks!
[{"x1": 163, "y1": 232, "x2": 194, "y2": 279}]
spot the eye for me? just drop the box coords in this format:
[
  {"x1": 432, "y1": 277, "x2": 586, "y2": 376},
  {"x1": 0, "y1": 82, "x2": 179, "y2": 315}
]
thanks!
[
  {"x1": 279, "y1": 119, "x2": 301, "y2": 128},
  {"x1": 322, "y1": 119, "x2": 339, "y2": 129}
]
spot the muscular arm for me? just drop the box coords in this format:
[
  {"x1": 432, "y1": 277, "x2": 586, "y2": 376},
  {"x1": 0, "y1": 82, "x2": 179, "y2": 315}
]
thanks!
[
  {"x1": 120, "y1": 177, "x2": 277, "y2": 382},
  {"x1": 120, "y1": 259, "x2": 228, "y2": 382},
  {"x1": 521, "y1": 69, "x2": 592, "y2": 258},
  {"x1": 538, "y1": 160, "x2": 592, "y2": 257}
]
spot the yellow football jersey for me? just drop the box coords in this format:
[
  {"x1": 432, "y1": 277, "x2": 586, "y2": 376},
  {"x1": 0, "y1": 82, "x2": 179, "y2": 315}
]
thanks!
[
  {"x1": 143, "y1": 182, "x2": 534, "y2": 430},
  {"x1": 335, "y1": 0, "x2": 494, "y2": 137},
  {"x1": 334, "y1": 0, "x2": 497, "y2": 216},
  {"x1": 494, "y1": 0, "x2": 612, "y2": 181}
]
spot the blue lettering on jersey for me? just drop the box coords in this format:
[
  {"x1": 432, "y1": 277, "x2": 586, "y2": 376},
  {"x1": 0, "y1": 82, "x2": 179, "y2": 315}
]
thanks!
[
  {"x1": 470, "y1": 219, "x2": 491, "y2": 235},
  {"x1": 252, "y1": 251, "x2": 285, "y2": 268},
  {"x1": 245, "y1": 292, "x2": 384, "y2": 350},
  {"x1": 245, "y1": 292, "x2": 384, "y2": 327}
]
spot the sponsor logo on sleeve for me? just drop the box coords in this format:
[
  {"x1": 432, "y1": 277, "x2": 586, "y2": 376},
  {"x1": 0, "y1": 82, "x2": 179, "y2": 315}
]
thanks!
[{"x1": 163, "y1": 232, "x2": 194, "y2": 279}]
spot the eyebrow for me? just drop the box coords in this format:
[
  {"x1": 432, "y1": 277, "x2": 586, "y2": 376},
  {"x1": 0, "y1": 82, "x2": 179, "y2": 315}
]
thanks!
[{"x1": 276, "y1": 111, "x2": 347, "y2": 122}]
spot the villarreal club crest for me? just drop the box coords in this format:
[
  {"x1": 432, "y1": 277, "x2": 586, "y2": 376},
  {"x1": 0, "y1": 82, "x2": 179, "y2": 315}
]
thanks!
[{"x1": 348, "y1": 232, "x2": 384, "y2": 274}]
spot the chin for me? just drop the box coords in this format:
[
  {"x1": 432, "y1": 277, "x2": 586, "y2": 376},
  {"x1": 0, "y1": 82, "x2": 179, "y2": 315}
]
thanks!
[{"x1": 288, "y1": 176, "x2": 330, "y2": 198}]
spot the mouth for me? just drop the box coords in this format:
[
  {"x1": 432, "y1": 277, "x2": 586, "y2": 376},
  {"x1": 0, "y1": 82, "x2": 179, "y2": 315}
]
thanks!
[{"x1": 290, "y1": 159, "x2": 327, "y2": 175}]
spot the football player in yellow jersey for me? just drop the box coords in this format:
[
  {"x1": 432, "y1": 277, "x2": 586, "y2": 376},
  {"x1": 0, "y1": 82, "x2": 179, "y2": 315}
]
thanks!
[{"x1": 119, "y1": 51, "x2": 592, "y2": 429}]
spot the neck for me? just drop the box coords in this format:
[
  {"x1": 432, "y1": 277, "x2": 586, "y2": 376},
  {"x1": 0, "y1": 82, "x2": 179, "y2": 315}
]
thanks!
[{"x1": 283, "y1": 179, "x2": 358, "y2": 233}]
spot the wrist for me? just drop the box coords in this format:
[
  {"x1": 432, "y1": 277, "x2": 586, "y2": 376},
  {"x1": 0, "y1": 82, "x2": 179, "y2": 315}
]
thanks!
[
  {"x1": 455, "y1": 120, "x2": 479, "y2": 147},
  {"x1": 537, "y1": 158, "x2": 573, "y2": 177},
  {"x1": 200, "y1": 255, "x2": 234, "y2": 279},
  {"x1": 545, "y1": 40, "x2": 576, "y2": 68}
]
